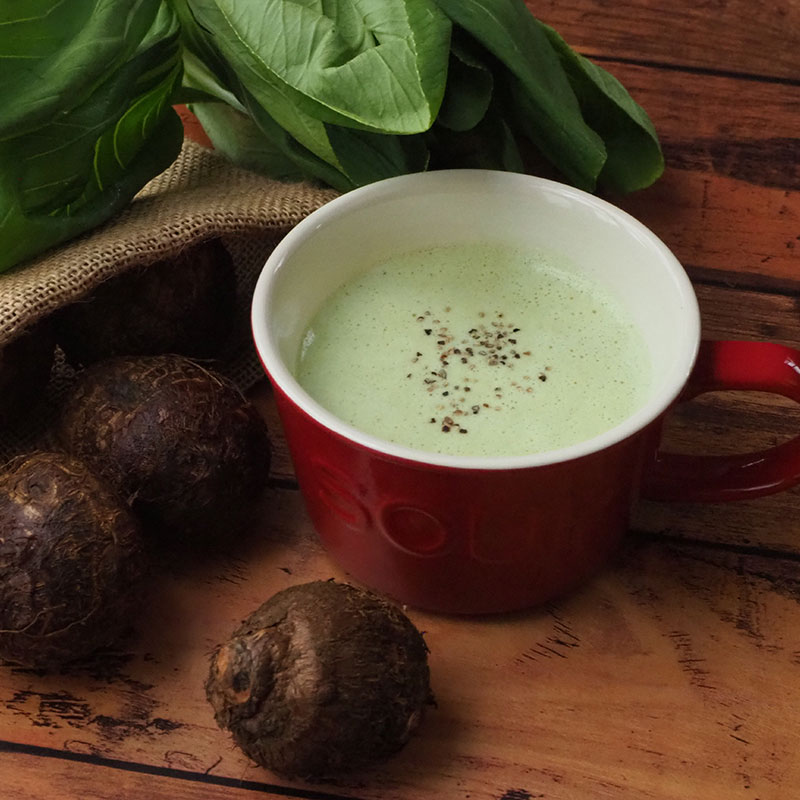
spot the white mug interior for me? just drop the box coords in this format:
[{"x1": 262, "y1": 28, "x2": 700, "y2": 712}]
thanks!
[{"x1": 251, "y1": 170, "x2": 700, "y2": 470}]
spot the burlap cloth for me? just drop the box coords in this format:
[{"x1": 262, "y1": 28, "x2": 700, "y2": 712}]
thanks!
[{"x1": 0, "y1": 140, "x2": 338, "y2": 460}]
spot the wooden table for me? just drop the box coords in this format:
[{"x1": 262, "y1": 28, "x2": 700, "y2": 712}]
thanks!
[{"x1": 3, "y1": 2, "x2": 799, "y2": 798}]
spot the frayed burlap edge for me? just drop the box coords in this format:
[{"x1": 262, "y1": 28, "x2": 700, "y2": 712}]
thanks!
[
  {"x1": 0, "y1": 141, "x2": 339, "y2": 460},
  {"x1": 0, "y1": 140, "x2": 338, "y2": 346}
]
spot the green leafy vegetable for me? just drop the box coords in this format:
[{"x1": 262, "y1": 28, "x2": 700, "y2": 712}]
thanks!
[
  {"x1": 0, "y1": 1, "x2": 161, "y2": 139},
  {"x1": 0, "y1": 1, "x2": 184, "y2": 274},
  {"x1": 1, "y1": 0, "x2": 664, "y2": 273},
  {"x1": 427, "y1": 106, "x2": 524, "y2": 172},
  {"x1": 431, "y1": 0, "x2": 606, "y2": 190},
  {"x1": 176, "y1": 0, "x2": 354, "y2": 188},
  {"x1": 327, "y1": 125, "x2": 430, "y2": 186},
  {"x1": 240, "y1": 89, "x2": 358, "y2": 192},
  {"x1": 177, "y1": 0, "x2": 662, "y2": 195},
  {"x1": 190, "y1": 100, "x2": 309, "y2": 183},
  {"x1": 185, "y1": 0, "x2": 451, "y2": 134},
  {"x1": 436, "y1": 35, "x2": 494, "y2": 132},
  {"x1": 540, "y1": 23, "x2": 664, "y2": 192}
]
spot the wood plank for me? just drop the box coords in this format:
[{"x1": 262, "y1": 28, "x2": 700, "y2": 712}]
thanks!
[
  {"x1": 0, "y1": 749, "x2": 345, "y2": 800},
  {"x1": 2, "y1": 490, "x2": 800, "y2": 799},
  {"x1": 623, "y1": 170, "x2": 798, "y2": 286},
  {"x1": 586, "y1": 62, "x2": 798, "y2": 283},
  {"x1": 634, "y1": 282, "x2": 800, "y2": 551},
  {"x1": 604, "y1": 60, "x2": 799, "y2": 189},
  {"x1": 694, "y1": 283, "x2": 800, "y2": 345},
  {"x1": 632, "y1": 393, "x2": 800, "y2": 552},
  {"x1": 529, "y1": 0, "x2": 800, "y2": 81}
]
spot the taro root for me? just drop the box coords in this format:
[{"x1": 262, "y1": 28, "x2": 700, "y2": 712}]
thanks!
[
  {"x1": 0, "y1": 319, "x2": 55, "y2": 427},
  {"x1": 0, "y1": 451, "x2": 146, "y2": 668},
  {"x1": 55, "y1": 238, "x2": 236, "y2": 366},
  {"x1": 57, "y1": 354, "x2": 271, "y2": 543},
  {"x1": 206, "y1": 580, "x2": 434, "y2": 780}
]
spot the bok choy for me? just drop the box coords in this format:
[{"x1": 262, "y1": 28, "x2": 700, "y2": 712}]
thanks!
[
  {"x1": 0, "y1": 1, "x2": 184, "y2": 273},
  {"x1": 0, "y1": 0, "x2": 664, "y2": 274},
  {"x1": 176, "y1": 0, "x2": 663, "y2": 194}
]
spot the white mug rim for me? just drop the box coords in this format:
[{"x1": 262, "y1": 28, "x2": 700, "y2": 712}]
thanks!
[{"x1": 251, "y1": 170, "x2": 701, "y2": 471}]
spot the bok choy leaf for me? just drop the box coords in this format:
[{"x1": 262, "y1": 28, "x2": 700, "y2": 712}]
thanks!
[
  {"x1": 177, "y1": 0, "x2": 663, "y2": 194},
  {"x1": 0, "y1": 1, "x2": 184, "y2": 273}
]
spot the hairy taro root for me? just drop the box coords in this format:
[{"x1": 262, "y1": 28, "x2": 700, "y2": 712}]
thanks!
[
  {"x1": 0, "y1": 452, "x2": 147, "y2": 668},
  {"x1": 0, "y1": 319, "x2": 55, "y2": 427},
  {"x1": 206, "y1": 581, "x2": 434, "y2": 780},
  {"x1": 57, "y1": 354, "x2": 271, "y2": 542},
  {"x1": 55, "y1": 238, "x2": 236, "y2": 366}
]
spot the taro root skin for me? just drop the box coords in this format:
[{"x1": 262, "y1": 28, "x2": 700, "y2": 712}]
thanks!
[
  {"x1": 0, "y1": 452, "x2": 146, "y2": 669},
  {"x1": 55, "y1": 238, "x2": 236, "y2": 366},
  {"x1": 57, "y1": 354, "x2": 271, "y2": 542},
  {"x1": 206, "y1": 581, "x2": 434, "y2": 780}
]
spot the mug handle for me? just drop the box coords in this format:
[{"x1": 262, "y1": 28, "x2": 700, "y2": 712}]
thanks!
[{"x1": 641, "y1": 340, "x2": 800, "y2": 502}]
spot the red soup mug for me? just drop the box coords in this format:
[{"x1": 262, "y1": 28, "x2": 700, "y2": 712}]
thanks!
[{"x1": 251, "y1": 170, "x2": 800, "y2": 614}]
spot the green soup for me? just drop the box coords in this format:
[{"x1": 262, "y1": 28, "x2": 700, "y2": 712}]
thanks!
[{"x1": 295, "y1": 242, "x2": 651, "y2": 457}]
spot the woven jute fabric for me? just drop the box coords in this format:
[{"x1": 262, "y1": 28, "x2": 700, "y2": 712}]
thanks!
[
  {"x1": 0, "y1": 140, "x2": 337, "y2": 345},
  {"x1": 0, "y1": 140, "x2": 338, "y2": 460}
]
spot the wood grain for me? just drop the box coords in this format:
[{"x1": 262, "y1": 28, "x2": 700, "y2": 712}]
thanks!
[
  {"x1": 599, "y1": 61, "x2": 800, "y2": 155},
  {"x1": 694, "y1": 283, "x2": 800, "y2": 344},
  {"x1": 592, "y1": 61, "x2": 798, "y2": 283},
  {"x1": 529, "y1": 0, "x2": 800, "y2": 81},
  {"x1": 632, "y1": 397, "x2": 800, "y2": 552},
  {"x1": 633, "y1": 282, "x2": 800, "y2": 552},
  {"x1": 0, "y1": 749, "x2": 335, "y2": 800},
  {"x1": 2, "y1": 490, "x2": 800, "y2": 799}
]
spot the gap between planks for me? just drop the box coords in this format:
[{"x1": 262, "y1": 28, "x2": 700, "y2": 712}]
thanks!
[
  {"x1": 588, "y1": 54, "x2": 800, "y2": 88},
  {"x1": 688, "y1": 265, "x2": 800, "y2": 297},
  {"x1": 0, "y1": 741, "x2": 366, "y2": 800}
]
